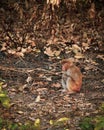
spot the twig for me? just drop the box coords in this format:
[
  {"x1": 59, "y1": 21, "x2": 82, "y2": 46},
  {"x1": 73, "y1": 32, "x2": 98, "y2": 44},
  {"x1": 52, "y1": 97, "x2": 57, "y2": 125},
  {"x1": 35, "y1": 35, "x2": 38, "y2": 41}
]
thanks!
[{"x1": 0, "y1": 65, "x2": 62, "y2": 75}]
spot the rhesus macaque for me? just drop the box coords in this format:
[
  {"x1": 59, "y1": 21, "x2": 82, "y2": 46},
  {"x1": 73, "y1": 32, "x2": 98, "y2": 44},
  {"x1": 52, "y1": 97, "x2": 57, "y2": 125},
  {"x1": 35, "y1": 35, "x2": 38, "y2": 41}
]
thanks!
[{"x1": 61, "y1": 59, "x2": 82, "y2": 93}]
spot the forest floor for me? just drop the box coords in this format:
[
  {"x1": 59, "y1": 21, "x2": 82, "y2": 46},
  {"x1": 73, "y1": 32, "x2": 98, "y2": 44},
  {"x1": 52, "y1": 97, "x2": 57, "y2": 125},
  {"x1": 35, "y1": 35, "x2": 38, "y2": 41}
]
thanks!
[{"x1": 0, "y1": 1, "x2": 104, "y2": 130}]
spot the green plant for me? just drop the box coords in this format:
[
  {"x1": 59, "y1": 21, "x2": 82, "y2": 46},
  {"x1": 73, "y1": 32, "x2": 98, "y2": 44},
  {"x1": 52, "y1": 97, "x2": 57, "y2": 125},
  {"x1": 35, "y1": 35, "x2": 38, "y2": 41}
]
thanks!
[
  {"x1": 79, "y1": 103, "x2": 104, "y2": 130},
  {"x1": 0, "y1": 118, "x2": 41, "y2": 130},
  {"x1": 79, "y1": 117, "x2": 94, "y2": 130},
  {"x1": 0, "y1": 82, "x2": 10, "y2": 108},
  {"x1": 94, "y1": 116, "x2": 104, "y2": 130},
  {"x1": 8, "y1": 123, "x2": 19, "y2": 130},
  {"x1": 0, "y1": 118, "x2": 3, "y2": 129}
]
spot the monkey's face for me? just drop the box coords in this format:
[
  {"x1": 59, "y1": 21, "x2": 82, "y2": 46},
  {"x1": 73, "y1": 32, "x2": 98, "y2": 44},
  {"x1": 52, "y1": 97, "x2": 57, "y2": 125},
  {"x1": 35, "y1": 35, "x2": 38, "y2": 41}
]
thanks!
[
  {"x1": 62, "y1": 63, "x2": 71, "y2": 71},
  {"x1": 62, "y1": 59, "x2": 73, "y2": 71}
]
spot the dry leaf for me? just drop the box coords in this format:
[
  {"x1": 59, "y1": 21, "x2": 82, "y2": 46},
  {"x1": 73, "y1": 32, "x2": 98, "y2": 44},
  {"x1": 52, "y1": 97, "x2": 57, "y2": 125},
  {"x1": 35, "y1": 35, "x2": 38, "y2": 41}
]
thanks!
[
  {"x1": 54, "y1": 50, "x2": 61, "y2": 56},
  {"x1": 52, "y1": 83, "x2": 61, "y2": 88},
  {"x1": 17, "y1": 111, "x2": 24, "y2": 114},
  {"x1": 44, "y1": 47, "x2": 54, "y2": 57},
  {"x1": 18, "y1": 84, "x2": 28, "y2": 91},
  {"x1": 26, "y1": 75, "x2": 32, "y2": 83},
  {"x1": 97, "y1": 55, "x2": 104, "y2": 60},
  {"x1": 101, "y1": 79, "x2": 104, "y2": 83},
  {"x1": 88, "y1": 3, "x2": 96, "y2": 19},
  {"x1": 35, "y1": 95, "x2": 41, "y2": 102},
  {"x1": 1, "y1": 43, "x2": 7, "y2": 51},
  {"x1": 72, "y1": 44, "x2": 81, "y2": 54},
  {"x1": 47, "y1": 0, "x2": 60, "y2": 10},
  {"x1": 82, "y1": 42, "x2": 90, "y2": 51},
  {"x1": 74, "y1": 53, "x2": 84, "y2": 59},
  {"x1": 16, "y1": 52, "x2": 24, "y2": 57},
  {"x1": 46, "y1": 76, "x2": 52, "y2": 81},
  {"x1": 8, "y1": 49, "x2": 16, "y2": 54},
  {"x1": 21, "y1": 48, "x2": 27, "y2": 53},
  {"x1": 83, "y1": 32, "x2": 87, "y2": 38}
]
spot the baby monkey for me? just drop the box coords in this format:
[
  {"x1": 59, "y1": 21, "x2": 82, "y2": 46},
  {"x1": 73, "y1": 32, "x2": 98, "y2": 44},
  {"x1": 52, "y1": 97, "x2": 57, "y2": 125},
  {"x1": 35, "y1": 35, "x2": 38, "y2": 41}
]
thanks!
[{"x1": 61, "y1": 59, "x2": 82, "y2": 93}]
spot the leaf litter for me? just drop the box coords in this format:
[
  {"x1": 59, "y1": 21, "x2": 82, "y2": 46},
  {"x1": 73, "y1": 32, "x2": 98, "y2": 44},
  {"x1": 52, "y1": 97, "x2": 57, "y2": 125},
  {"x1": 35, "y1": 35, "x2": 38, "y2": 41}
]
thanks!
[{"x1": 0, "y1": 1, "x2": 104, "y2": 129}]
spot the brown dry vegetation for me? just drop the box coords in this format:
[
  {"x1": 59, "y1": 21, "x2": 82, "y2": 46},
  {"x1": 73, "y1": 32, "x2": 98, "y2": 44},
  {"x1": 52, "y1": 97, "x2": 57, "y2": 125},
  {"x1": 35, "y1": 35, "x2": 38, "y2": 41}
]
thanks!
[{"x1": 0, "y1": 0, "x2": 104, "y2": 129}]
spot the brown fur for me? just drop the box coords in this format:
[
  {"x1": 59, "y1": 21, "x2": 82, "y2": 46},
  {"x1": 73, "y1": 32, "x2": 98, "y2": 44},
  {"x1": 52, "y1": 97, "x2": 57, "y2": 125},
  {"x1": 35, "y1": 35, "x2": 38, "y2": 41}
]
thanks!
[{"x1": 62, "y1": 59, "x2": 82, "y2": 93}]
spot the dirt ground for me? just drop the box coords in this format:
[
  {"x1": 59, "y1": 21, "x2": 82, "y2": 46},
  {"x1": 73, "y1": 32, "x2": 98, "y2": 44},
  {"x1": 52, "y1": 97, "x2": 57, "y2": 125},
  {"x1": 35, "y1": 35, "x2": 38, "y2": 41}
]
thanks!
[{"x1": 0, "y1": 1, "x2": 104, "y2": 129}]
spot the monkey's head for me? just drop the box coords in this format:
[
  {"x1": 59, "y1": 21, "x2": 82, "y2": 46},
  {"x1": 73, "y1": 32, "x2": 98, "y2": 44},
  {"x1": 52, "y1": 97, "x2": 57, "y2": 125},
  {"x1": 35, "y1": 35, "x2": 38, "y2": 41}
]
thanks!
[{"x1": 61, "y1": 59, "x2": 74, "y2": 71}]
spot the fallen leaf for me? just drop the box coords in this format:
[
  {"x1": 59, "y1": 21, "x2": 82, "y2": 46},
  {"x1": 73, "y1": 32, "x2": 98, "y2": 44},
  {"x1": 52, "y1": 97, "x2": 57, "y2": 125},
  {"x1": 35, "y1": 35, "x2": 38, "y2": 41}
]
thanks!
[
  {"x1": 101, "y1": 79, "x2": 104, "y2": 83},
  {"x1": 97, "y1": 55, "x2": 104, "y2": 60},
  {"x1": 52, "y1": 83, "x2": 61, "y2": 88},
  {"x1": 50, "y1": 117, "x2": 70, "y2": 126},
  {"x1": 44, "y1": 47, "x2": 54, "y2": 57},
  {"x1": 26, "y1": 75, "x2": 33, "y2": 83},
  {"x1": 74, "y1": 53, "x2": 84, "y2": 59},
  {"x1": 82, "y1": 42, "x2": 90, "y2": 51},
  {"x1": 1, "y1": 42, "x2": 7, "y2": 51},
  {"x1": 17, "y1": 111, "x2": 24, "y2": 114},
  {"x1": 21, "y1": 48, "x2": 27, "y2": 53},
  {"x1": 18, "y1": 84, "x2": 28, "y2": 91},
  {"x1": 54, "y1": 50, "x2": 61, "y2": 56},
  {"x1": 34, "y1": 118, "x2": 40, "y2": 129},
  {"x1": 35, "y1": 95, "x2": 41, "y2": 102},
  {"x1": 72, "y1": 44, "x2": 81, "y2": 54},
  {"x1": 46, "y1": 76, "x2": 52, "y2": 81}
]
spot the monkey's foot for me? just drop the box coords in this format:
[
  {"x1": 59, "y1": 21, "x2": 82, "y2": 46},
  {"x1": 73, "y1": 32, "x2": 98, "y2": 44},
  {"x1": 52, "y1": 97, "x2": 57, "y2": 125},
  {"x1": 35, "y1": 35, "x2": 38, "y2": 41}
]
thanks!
[{"x1": 60, "y1": 89, "x2": 75, "y2": 95}]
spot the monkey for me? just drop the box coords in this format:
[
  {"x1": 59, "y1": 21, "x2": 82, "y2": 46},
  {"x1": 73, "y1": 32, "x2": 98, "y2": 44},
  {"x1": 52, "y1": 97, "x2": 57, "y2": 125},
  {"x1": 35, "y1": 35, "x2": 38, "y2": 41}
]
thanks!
[{"x1": 61, "y1": 59, "x2": 82, "y2": 93}]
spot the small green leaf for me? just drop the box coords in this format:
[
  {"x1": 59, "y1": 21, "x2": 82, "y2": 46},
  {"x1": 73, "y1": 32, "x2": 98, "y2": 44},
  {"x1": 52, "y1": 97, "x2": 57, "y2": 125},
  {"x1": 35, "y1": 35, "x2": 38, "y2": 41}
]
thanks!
[
  {"x1": 2, "y1": 98, "x2": 10, "y2": 108},
  {"x1": 34, "y1": 118, "x2": 40, "y2": 130},
  {"x1": 49, "y1": 117, "x2": 70, "y2": 126},
  {"x1": 0, "y1": 93, "x2": 7, "y2": 98},
  {"x1": 57, "y1": 117, "x2": 69, "y2": 122},
  {"x1": 49, "y1": 120, "x2": 54, "y2": 125},
  {"x1": 0, "y1": 82, "x2": 3, "y2": 92}
]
